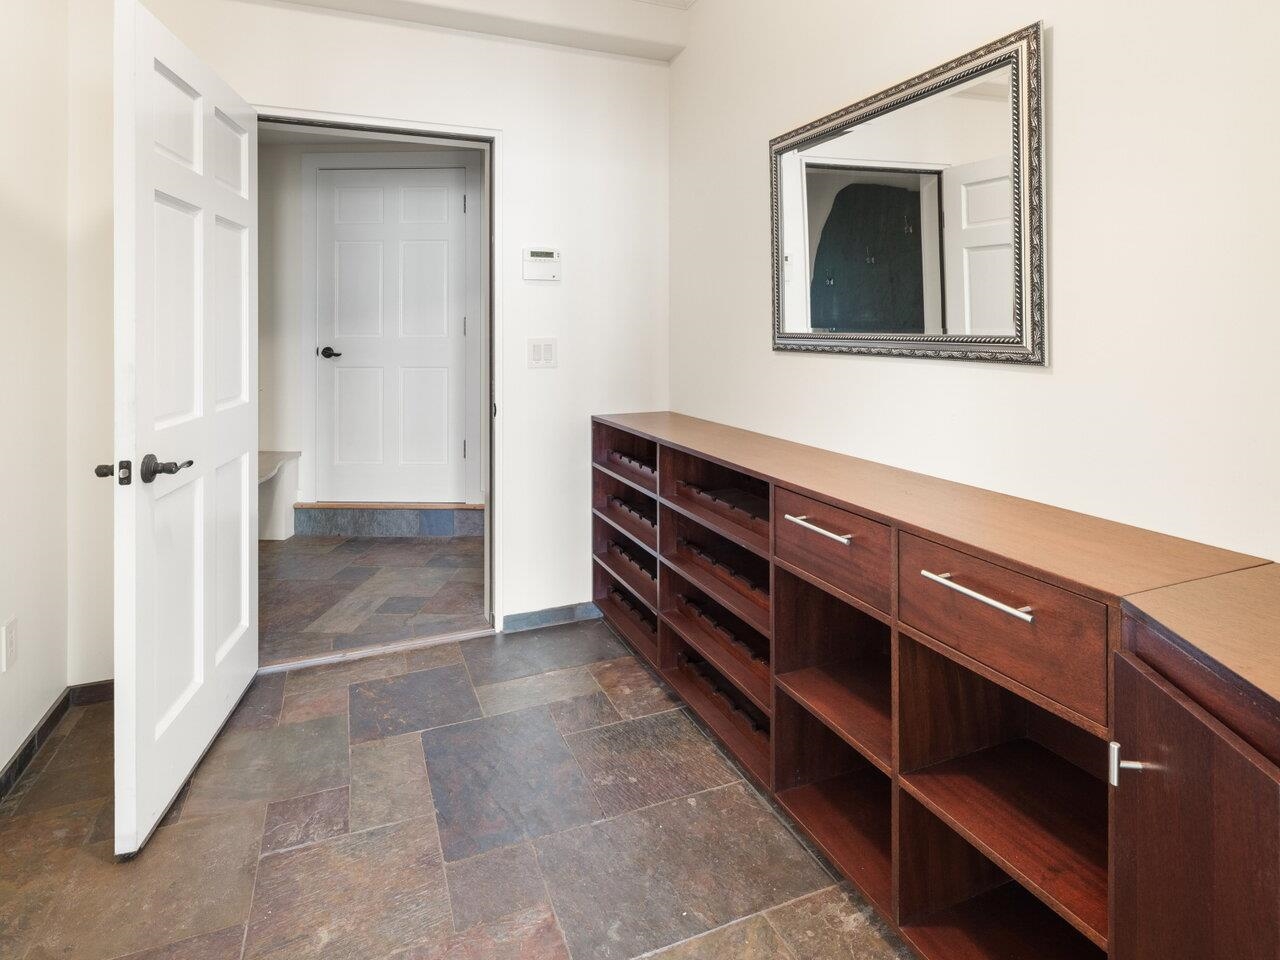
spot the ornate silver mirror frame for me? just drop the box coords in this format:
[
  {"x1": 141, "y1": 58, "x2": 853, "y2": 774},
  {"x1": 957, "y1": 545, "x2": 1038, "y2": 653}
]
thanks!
[{"x1": 770, "y1": 23, "x2": 1046, "y2": 363}]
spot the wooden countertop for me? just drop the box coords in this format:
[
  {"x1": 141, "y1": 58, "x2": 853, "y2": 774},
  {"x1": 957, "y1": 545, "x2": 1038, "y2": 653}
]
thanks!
[
  {"x1": 1126, "y1": 563, "x2": 1280, "y2": 706},
  {"x1": 595, "y1": 411, "x2": 1266, "y2": 600}
]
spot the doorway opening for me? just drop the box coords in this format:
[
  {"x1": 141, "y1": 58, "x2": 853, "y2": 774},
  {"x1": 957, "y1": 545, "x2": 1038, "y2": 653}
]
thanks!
[{"x1": 254, "y1": 119, "x2": 495, "y2": 669}]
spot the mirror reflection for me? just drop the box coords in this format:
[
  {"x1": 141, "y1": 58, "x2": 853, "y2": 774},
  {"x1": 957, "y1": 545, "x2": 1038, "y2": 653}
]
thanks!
[{"x1": 780, "y1": 65, "x2": 1015, "y2": 338}]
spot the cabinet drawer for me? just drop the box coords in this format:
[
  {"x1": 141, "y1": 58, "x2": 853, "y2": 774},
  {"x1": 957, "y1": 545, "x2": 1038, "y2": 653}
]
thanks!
[
  {"x1": 775, "y1": 488, "x2": 891, "y2": 612},
  {"x1": 899, "y1": 533, "x2": 1108, "y2": 724}
]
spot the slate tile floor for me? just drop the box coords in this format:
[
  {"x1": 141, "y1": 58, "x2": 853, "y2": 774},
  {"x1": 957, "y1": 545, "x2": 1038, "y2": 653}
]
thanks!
[
  {"x1": 0, "y1": 620, "x2": 916, "y2": 960},
  {"x1": 259, "y1": 535, "x2": 488, "y2": 667}
]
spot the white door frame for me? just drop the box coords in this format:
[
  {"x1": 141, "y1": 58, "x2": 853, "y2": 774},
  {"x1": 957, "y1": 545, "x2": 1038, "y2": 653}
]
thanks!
[
  {"x1": 257, "y1": 105, "x2": 503, "y2": 624},
  {"x1": 301, "y1": 151, "x2": 484, "y2": 505}
]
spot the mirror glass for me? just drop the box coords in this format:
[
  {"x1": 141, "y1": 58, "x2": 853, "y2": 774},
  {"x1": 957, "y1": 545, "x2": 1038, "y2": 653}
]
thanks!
[{"x1": 780, "y1": 65, "x2": 1013, "y2": 338}]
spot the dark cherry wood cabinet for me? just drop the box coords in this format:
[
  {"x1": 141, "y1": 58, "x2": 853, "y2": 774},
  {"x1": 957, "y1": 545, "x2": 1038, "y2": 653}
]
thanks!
[
  {"x1": 589, "y1": 412, "x2": 1277, "y2": 959},
  {"x1": 1112, "y1": 654, "x2": 1279, "y2": 959}
]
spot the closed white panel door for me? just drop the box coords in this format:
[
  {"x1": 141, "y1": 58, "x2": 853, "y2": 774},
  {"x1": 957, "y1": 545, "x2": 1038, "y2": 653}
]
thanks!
[
  {"x1": 315, "y1": 168, "x2": 467, "y2": 502},
  {"x1": 942, "y1": 156, "x2": 1014, "y2": 335},
  {"x1": 113, "y1": 0, "x2": 257, "y2": 855}
]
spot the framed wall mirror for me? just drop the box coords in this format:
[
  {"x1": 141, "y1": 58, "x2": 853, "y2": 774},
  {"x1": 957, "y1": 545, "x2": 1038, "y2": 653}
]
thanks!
[{"x1": 771, "y1": 24, "x2": 1045, "y2": 363}]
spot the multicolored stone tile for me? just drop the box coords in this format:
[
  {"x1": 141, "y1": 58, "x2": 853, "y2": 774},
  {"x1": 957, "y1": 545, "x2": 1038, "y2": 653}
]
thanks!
[
  {"x1": 282, "y1": 652, "x2": 412, "y2": 698},
  {"x1": 244, "y1": 816, "x2": 451, "y2": 960},
  {"x1": 590, "y1": 656, "x2": 678, "y2": 720},
  {"x1": 474, "y1": 665, "x2": 602, "y2": 717},
  {"x1": 42, "y1": 702, "x2": 114, "y2": 771},
  {"x1": 12, "y1": 757, "x2": 114, "y2": 816},
  {"x1": 0, "y1": 800, "x2": 105, "y2": 958},
  {"x1": 423, "y1": 706, "x2": 600, "y2": 861},
  {"x1": 444, "y1": 842, "x2": 548, "y2": 931},
  {"x1": 348, "y1": 664, "x2": 482, "y2": 743},
  {"x1": 565, "y1": 709, "x2": 738, "y2": 818},
  {"x1": 222, "y1": 674, "x2": 285, "y2": 734},
  {"x1": 112, "y1": 925, "x2": 247, "y2": 960},
  {"x1": 405, "y1": 642, "x2": 465, "y2": 673},
  {"x1": 279, "y1": 687, "x2": 349, "y2": 726},
  {"x1": 33, "y1": 808, "x2": 264, "y2": 960},
  {"x1": 765, "y1": 885, "x2": 914, "y2": 959},
  {"x1": 261, "y1": 787, "x2": 350, "y2": 854},
  {"x1": 349, "y1": 734, "x2": 433, "y2": 832},
  {"x1": 644, "y1": 915, "x2": 798, "y2": 959},
  {"x1": 547, "y1": 691, "x2": 623, "y2": 735},
  {"x1": 392, "y1": 905, "x2": 569, "y2": 960},
  {"x1": 182, "y1": 716, "x2": 349, "y2": 818},
  {"x1": 535, "y1": 782, "x2": 830, "y2": 960},
  {"x1": 461, "y1": 621, "x2": 627, "y2": 686}
]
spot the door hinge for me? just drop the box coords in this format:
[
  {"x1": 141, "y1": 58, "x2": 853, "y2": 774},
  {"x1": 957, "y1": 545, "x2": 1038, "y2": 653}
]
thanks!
[
  {"x1": 463, "y1": 439, "x2": 468, "y2": 459},
  {"x1": 463, "y1": 194, "x2": 467, "y2": 214},
  {"x1": 463, "y1": 316, "x2": 467, "y2": 336}
]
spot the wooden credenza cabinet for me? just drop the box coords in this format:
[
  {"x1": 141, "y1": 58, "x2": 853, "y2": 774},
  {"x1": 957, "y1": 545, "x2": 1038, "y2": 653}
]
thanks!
[{"x1": 589, "y1": 412, "x2": 1280, "y2": 960}]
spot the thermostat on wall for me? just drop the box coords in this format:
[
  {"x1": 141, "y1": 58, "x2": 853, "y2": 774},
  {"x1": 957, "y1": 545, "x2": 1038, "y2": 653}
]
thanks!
[{"x1": 523, "y1": 248, "x2": 561, "y2": 281}]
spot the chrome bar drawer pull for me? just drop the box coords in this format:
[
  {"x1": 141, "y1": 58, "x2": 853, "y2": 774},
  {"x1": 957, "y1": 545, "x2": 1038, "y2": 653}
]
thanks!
[
  {"x1": 920, "y1": 569, "x2": 1035, "y2": 623},
  {"x1": 1108, "y1": 742, "x2": 1154, "y2": 787},
  {"x1": 784, "y1": 514, "x2": 853, "y2": 545}
]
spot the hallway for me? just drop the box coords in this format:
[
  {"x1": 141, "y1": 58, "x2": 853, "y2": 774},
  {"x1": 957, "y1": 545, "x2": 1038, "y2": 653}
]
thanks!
[
  {"x1": 0, "y1": 622, "x2": 910, "y2": 960},
  {"x1": 259, "y1": 535, "x2": 487, "y2": 667}
]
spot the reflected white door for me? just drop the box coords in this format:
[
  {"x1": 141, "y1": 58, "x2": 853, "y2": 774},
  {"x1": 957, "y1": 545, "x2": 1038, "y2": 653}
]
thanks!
[
  {"x1": 942, "y1": 156, "x2": 1013, "y2": 335},
  {"x1": 113, "y1": 0, "x2": 257, "y2": 854},
  {"x1": 314, "y1": 168, "x2": 467, "y2": 503}
]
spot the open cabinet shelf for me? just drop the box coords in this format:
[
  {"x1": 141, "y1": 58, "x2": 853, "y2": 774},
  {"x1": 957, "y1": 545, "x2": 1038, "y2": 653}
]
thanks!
[
  {"x1": 899, "y1": 792, "x2": 1106, "y2": 960},
  {"x1": 903, "y1": 883, "x2": 1107, "y2": 960},
  {"x1": 593, "y1": 422, "x2": 658, "y2": 493},
  {"x1": 662, "y1": 626, "x2": 771, "y2": 787},
  {"x1": 775, "y1": 687, "x2": 893, "y2": 913},
  {"x1": 594, "y1": 565, "x2": 660, "y2": 668},
  {"x1": 774, "y1": 568, "x2": 892, "y2": 773},
  {"x1": 593, "y1": 466, "x2": 658, "y2": 554},
  {"x1": 660, "y1": 505, "x2": 771, "y2": 636},
  {"x1": 899, "y1": 636, "x2": 1109, "y2": 949},
  {"x1": 660, "y1": 447, "x2": 770, "y2": 556},
  {"x1": 593, "y1": 516, "x2": 659, "y2": 610},
  {"x1": 901, "y1": 739, "x2": 1108, "y2": 947},
  {"x1": 776, "y1": 663, "x2": 891, "y2": 774},
  {"x1": 661, "y1": 565, "x2": 772, "y2": 714}
]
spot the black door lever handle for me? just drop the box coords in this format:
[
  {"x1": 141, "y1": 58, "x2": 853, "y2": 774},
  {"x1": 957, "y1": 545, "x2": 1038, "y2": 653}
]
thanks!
[
  {"x1": 140, "y1": 454, "x2": 194, "y2": 484},
  {"x1": 95, "y1": 464, "x2": 115, "y2": 478},
  {"x1": 319, "y1": 346, "x2": 342, "y2": 359}
]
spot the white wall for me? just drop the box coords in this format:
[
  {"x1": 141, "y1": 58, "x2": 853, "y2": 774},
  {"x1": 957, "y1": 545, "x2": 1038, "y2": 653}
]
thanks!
[
  {"x1": 66, "y1": 0, "x2": 670, "y2": 647},
  {"x1": 1, "y1": 0, "x2": 72, "y2": 765},
  {"x1": 669, "y1": 1, "x2": 1280, "y2": 561},
  {"x1": 66, "y1": 0, "x2": 115, "y2": 685}
]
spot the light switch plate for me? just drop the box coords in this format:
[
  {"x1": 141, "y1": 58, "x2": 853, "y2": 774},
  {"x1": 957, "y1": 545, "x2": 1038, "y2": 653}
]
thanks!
[
  {"x1": 527, "y1": 338, "x2": 558, "y2": 368},
  {"x1": 0, "y1": 618, "x2": 14, "y2": 672}
]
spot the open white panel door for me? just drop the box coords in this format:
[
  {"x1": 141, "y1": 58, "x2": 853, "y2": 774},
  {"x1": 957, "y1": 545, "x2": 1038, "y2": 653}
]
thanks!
[
  {"x1": 113, "y1": 0, "x2": 258, "y2": 855},
  {"x1": 942, "y1": 156, "x2": 1013, "y2": 335}
]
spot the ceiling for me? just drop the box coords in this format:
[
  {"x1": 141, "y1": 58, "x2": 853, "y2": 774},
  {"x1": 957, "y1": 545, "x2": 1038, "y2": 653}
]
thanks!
[{"x1": 255, "y1": 0, "x2": 693, "y2": 61}]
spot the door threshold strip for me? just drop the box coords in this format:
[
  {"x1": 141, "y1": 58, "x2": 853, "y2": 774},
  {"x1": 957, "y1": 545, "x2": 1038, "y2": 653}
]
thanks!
[{"x1": 257, "y1": 625, "x2": 496, "y2": 675}]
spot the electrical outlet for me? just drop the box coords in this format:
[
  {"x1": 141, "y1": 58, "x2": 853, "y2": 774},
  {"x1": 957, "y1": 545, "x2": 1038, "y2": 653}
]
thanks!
[
  {"x1": 527, "y1": 338, "x2": 558, "y2": 369},
  {"x1": 0, "y1": 618, "x2": 14, "y2": 672}
]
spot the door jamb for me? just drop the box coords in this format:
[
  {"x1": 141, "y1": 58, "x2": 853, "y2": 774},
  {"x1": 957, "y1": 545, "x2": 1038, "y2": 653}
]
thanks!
[{"x1": 255, "y1": 106, "x2": 503, "y2": 626}]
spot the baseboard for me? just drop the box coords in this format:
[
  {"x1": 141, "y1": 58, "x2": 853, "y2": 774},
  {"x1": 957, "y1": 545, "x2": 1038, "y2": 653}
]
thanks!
[
  {"x1": 502, "y1": 602, "x2": 601, "y2": 634},
  {"x1": 71, "y1": 679, "x2": 114, "y2": 705},
  {"x1": 0, "y1": 679, "x2": 114, "y2": 802}
]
